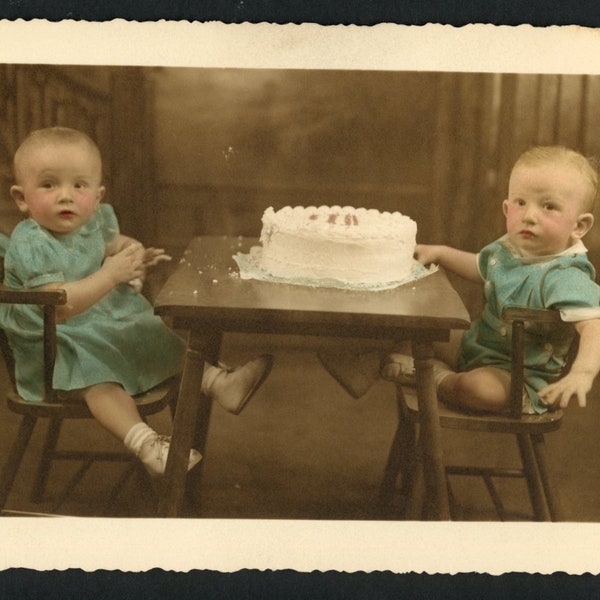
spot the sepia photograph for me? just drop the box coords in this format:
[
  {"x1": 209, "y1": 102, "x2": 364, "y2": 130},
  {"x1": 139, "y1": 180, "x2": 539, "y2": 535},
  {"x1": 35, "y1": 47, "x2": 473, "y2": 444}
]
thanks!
[{"x1": 1, "y1": 21, "x2": 600, "y2": 575}]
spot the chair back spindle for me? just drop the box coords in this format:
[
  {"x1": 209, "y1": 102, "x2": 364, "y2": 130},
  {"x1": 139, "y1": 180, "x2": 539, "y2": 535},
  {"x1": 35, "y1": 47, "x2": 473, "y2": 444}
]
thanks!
[
  {"x1": 509, "y1": 318, "x2": 526, "y2": 419},
  {"x1": 42, "y1": 304, "x2": 59, "y2": 403},
  {"x1": 503, "y1": 306, "x2": 576, "y2": 419}
]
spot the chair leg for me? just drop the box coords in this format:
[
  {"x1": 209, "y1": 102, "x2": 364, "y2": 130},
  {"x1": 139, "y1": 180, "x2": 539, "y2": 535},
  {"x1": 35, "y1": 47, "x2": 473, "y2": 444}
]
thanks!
[
  {"x1": 446, "y1": 476, "x2": 459, "y2": 520},
  {"x1": 103, "y1": 461, "x2": 143, "y2": 516},
  {"x1": 50, "y1": 460, "x2": 94, "y2": 513},
  {"x1": 482, "y1": 473, "x2": 507, "y2": 521},
  {"x1": 516, "y1": 433, "x2": 550, "y2": 521},
  {"x1": 378, "y1": 386, "x2": 418, "y2": 515},
  {"x1": 531, "y1": 433, "x2": 564, "y2": 521},
  {"x1": 378, "y1": 423, "x2": 418, "y2": 515},
  {"x1": 394, "y1": 417, "x2": 426, "y2": 521},
  {"x1": 0, "y1": 415, "x2": 37, "y2": 512},
  {"x1": 404, "y1": 458, "x2": 425, "y2": 520},
  {"x1": 31, "y1": 417, "x2": 63, "y2": 503},
  {"x1": 379, "y1": 426, "x2": 404, "y2": 504}
]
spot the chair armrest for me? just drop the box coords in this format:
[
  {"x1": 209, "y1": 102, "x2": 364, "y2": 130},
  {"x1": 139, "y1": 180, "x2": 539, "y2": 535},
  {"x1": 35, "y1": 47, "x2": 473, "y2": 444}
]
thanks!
[
  {"x1": 0, "y1": 285, "x2": 67, "y2": 306},
  {"x1": 0, "y1": 285, "x2": 67, "y2": 402},
  {"x1": 502, "y1": 306, "x2": 562, "y2": 323}
]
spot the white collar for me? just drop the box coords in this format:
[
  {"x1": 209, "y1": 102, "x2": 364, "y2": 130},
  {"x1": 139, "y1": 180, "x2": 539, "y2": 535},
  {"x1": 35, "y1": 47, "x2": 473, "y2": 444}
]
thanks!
[{"x1": 499, "y1": 234, "x2": 588, "y2": 264}]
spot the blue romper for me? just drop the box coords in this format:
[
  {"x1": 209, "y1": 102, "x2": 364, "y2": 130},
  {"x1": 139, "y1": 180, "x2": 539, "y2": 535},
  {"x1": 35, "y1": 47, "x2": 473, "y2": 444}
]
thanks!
[
  {"x1": 0, "y1": 204, "x2": 185, "y2": 402},
  {"x1": 458, "y1": 235, "x2": 600, "y2": 413}
]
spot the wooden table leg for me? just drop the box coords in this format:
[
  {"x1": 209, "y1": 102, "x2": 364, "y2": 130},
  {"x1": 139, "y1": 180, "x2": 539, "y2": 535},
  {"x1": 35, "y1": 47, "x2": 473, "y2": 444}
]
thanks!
[
  {"x1": 412, "y1": 340, "x2": 450, "y2": 520},
  {"x1": 158, "y1": 327, "x2": 220, "y2": 518}
]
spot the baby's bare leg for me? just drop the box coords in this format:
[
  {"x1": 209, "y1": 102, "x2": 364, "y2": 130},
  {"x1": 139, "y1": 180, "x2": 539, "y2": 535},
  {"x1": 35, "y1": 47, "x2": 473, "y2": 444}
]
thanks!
[
  {"x1": 432, "y1": 329, "x2": 464, "y2": 370},
  {"x1": 82, "y1": 382, "x2": 201, "y2": 476},
  {"x1": 438, "y1": 365, "x2": 511, "y2": 412},
  {"x1": 83, "y1": 382, "x2": 143, "y2": 440}
]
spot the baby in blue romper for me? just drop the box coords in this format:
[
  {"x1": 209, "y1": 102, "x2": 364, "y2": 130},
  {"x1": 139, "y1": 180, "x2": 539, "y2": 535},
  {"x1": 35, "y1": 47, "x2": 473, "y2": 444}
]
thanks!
[
  {"x1": 1, "y1": 127, "x2": 273, "y2": 477},
  {"x1": 326, "y1": 146, "x2": 600, "y2": 414}
]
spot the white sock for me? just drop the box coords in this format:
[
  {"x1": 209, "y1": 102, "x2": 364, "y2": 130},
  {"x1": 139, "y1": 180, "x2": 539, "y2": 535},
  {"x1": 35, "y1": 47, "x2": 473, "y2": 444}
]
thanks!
[
  {"x1": 431, "y1": 359, "x2": 454, "y2": 389},
  {"x1": 200, "y1": 363, "x2": 222, "y2": 396},
  {"x1": 123, "y1": 422, "x2": 156, "y2": 455}
]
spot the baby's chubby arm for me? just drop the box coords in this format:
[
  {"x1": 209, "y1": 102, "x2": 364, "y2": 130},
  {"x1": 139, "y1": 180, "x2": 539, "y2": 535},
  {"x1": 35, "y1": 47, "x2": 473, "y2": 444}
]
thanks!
[
  {"x1": 415, "y1": 244, "x2": 481, "y2": 283},
  {"x1": 538, "y1": 318, "x2": 600, "y2": 409},
  {"x1": 105, "y1": 233, "x2": 137, "y2": 256},
  {"x1": 39, "y1": 244, "x2": 145, "y2": 322}
]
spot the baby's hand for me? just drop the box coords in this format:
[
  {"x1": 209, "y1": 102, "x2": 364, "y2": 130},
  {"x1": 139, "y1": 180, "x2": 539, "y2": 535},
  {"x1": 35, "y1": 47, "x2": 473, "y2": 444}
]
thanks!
[
  {"x1": 103, "y1": 243, "x2": 145, "y2": 285},
  {"x1": 128, "y1": 277, "x2": 144, "y2": 293},
  {"x1": 126, "y1": 248, "x2": 172, "y2": 293},
  {"x1": 143, "y1": 247, "x2": 172, "y2": 269},
  {"x1": 538, "y1": 370, "x2": 594, "y2": 409},
  {"x1": 414, "y1": 244, "x2": 441, "y2": 266}
]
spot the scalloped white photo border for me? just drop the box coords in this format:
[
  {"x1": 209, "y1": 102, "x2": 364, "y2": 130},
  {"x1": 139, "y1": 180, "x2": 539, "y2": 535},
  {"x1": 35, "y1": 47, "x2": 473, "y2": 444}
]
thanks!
[{"x1": 0, "y1": 19, "x2": 599, "y2": 576}]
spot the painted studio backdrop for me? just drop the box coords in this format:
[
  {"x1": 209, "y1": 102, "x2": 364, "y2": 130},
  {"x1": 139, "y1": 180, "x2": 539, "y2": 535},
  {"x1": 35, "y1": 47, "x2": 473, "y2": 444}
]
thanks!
[
  {"x1": 3, "y1": 64, "x2": 600, "y2": 520},
  {"x1": 1, "y1": 64, "x2": 600, "y2": 311}
]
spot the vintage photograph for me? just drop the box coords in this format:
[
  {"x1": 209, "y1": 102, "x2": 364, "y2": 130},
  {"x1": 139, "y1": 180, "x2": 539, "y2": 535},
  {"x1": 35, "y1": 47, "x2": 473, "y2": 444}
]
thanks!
[
  {"x1": 1, "y1": 22, "x2": 600, "y2": 575},
  {"x1": 2, "y1": 63, "x2": 600, "y2": 521}
]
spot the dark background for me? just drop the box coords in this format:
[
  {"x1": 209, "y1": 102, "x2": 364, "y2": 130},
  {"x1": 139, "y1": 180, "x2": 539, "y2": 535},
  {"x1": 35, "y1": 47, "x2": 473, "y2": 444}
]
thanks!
[
  {"x1": 1, "y1": 1, "x2": 599, "y2": 597},
  {"x1": 0, "y1": 0, "x2": 598, "y2": 27}
]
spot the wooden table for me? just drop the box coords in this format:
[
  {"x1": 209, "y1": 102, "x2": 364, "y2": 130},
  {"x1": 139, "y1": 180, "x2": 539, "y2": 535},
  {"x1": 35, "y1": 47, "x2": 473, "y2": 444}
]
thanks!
[{"x1": 154, "y1": 236, "x2": 470, "y2": 518}]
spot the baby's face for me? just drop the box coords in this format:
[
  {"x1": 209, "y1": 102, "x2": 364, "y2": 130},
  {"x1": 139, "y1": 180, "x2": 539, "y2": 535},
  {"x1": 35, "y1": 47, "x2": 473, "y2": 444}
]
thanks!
[
  {"x1": 11, "y1": 140, "x2": 105, "y2": 237},
  {"x1": 502, "y1": 162, "x2": 593, "y2": 256}
]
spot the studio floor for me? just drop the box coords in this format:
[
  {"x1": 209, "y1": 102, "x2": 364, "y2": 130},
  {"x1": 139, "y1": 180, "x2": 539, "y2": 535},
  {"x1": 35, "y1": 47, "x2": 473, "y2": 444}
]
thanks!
[{"x1": 1, "y1": 333, "x2": 600, "y2": 522}]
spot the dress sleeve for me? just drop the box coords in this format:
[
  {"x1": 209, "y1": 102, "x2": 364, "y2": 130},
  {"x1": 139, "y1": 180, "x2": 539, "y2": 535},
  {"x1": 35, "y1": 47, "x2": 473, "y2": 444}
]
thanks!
[
  {"x1": 96, "y1": 204, "x2": 120, "y2": 245},
  {"x1": 0, "y1": 233, "x2": 10, "y2": 258},
  {"x1": 4, "y1": 227, "x2": 65, "y2": 288},
  {"x1": 542, "y1": 263, "x2": 600, "y2": 322},
  {"x1": 476, "y1": 240, "x2": 498, "y2": 280}
]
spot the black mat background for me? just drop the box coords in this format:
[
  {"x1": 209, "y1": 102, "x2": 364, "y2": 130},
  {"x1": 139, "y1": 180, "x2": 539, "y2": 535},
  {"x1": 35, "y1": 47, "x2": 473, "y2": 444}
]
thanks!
[{"x1": 1, "y1": 0, "x2": 599, "y2": 596}]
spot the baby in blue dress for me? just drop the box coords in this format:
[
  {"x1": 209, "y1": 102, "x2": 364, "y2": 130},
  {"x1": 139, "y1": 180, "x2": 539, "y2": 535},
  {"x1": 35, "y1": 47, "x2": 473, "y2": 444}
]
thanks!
[
  {"x1": 324, "y1": 146, "x2": 600, "y2": 414},
  {"x1": 1, "y1": 127, "x2": 273, "y2": 477}
]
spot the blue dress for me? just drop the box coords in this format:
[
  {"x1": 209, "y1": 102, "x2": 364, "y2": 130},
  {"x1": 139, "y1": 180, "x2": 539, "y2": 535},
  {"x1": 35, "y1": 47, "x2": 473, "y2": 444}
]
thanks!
[
  {"x1": 0, "y1": 204, "x2": 185, "y2": 402},
  {"x1": 458, "y1": 235, "x2": 600, "y2": 413}
]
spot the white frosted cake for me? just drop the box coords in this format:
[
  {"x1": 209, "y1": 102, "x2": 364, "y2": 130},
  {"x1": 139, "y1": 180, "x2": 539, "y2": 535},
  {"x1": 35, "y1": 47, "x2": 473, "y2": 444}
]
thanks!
[{"x1": 257, "y1": 205, "x2": 417, "y2": 287}]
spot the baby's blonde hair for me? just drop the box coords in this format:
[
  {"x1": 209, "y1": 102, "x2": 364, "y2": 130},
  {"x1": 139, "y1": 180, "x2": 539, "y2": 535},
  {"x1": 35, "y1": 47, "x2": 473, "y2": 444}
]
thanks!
[
  {"x1": 13, "y1": 126, "x2": 102, "y2": 182},
  {"x1": 512, "y1": 145, "x2": 598, "y2": 212}
]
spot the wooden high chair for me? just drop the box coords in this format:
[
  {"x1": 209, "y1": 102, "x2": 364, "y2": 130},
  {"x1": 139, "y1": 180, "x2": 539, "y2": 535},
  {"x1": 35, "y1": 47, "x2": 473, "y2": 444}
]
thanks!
[
  {"x1": 379, "y1": 306, "x2": 570, "y2": 521},
  {"x1": 0, "y1": 271, "x2": 179, "y2": 516}
]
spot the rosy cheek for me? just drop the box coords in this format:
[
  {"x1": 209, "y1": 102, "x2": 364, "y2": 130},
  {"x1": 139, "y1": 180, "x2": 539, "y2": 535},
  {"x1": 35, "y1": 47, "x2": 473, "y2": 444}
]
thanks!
[{"x1": 504, "y1": 207, "x2": 519, "y2": 227}]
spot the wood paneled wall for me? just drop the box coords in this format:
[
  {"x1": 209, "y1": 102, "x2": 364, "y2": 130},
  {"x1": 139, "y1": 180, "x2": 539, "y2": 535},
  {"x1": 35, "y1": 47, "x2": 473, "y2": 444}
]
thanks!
[
  {"x1": 3, "y1": 66, "x2": 600, "y2": 316},
  {"x1": 434, "y1": 72, "x2": 600, "y2": 312},
  {"x1": 0, "y1": 64, "x2": 154, "y2": 243},
  {"x1": 152, "y1": 69, "x2": 600, "y2": 244}
]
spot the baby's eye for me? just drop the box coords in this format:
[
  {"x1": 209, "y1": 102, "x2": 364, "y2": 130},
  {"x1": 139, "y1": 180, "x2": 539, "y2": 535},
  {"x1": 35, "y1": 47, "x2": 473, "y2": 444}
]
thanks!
[
  {"x1": 40, "y1": 182, "x2": 54, "y2": 189},
  {"x1": 543, "y1": 202, "x2": 557, "y2": 211}
]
